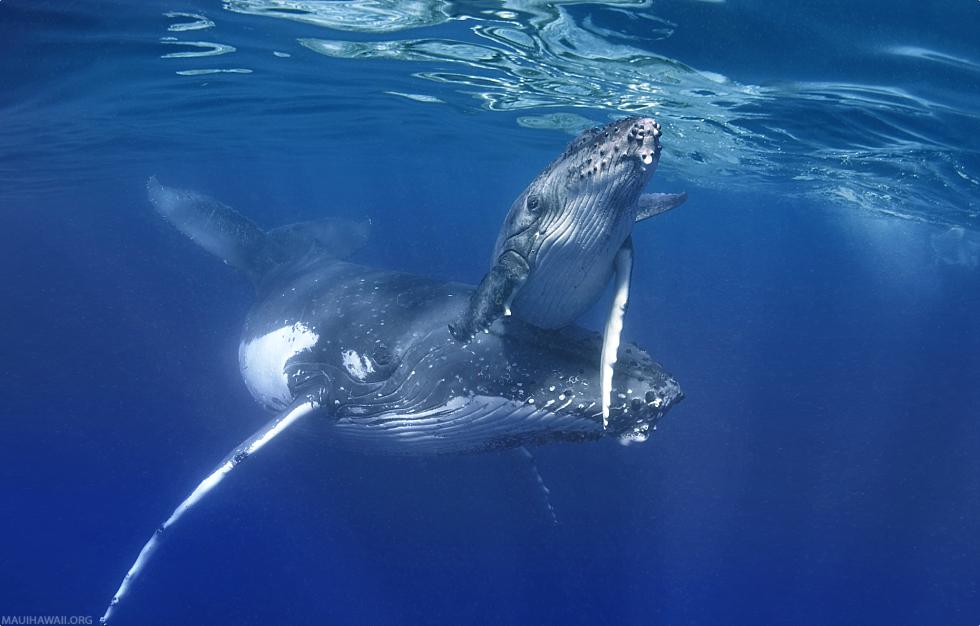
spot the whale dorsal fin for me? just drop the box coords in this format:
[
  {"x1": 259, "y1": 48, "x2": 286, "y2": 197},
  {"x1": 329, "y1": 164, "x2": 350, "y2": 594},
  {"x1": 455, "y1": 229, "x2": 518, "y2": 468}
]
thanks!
[
  {"x1": 147, "y1": 177, "x2": 371, "y2": 285},
  {"x1": 635, "y1": 192, "x2": 687, "y2": 222},
  {"x1": 268, "y1": 217, "x2": 371, "y2": 262}
]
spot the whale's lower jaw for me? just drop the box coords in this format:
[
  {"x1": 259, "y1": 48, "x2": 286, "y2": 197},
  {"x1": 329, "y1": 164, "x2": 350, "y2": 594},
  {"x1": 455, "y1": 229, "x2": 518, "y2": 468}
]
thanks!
[{"x1": 328, "y1": 395, "x2": 607, "y2": 455}]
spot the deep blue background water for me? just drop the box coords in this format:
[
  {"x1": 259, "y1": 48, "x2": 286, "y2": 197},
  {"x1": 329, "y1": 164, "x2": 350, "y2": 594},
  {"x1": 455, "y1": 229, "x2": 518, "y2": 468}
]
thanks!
[{"x1": 2, "y1": 1, "x2": 978, "y2": 625}]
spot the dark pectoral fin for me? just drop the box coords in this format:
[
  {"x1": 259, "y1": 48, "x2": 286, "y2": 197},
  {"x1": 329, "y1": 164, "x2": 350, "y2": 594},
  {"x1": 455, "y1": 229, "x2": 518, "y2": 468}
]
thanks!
[
  {"x1": 635, "y1": 192, "x2": 688, "y2": 222},
  {"x1": 449, "y1": 250, "x2": 529, "y2": 342}
]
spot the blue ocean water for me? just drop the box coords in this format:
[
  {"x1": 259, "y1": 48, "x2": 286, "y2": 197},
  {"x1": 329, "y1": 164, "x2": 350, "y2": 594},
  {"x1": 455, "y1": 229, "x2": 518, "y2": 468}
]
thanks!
[{"x1": 1, "y1": 1, "x2": 978, "y2": 624}]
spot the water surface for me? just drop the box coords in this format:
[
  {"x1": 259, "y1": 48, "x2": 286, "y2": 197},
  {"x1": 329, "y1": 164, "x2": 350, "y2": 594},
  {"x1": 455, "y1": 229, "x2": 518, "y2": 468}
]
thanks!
[{"x1": 1, "y1": 2, "x2": 978, "y2": 624}]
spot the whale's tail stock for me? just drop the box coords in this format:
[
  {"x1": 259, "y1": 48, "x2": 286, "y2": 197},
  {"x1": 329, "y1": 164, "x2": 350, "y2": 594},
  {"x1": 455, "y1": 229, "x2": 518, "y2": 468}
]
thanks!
[
  {"x1": 146, "y1": 176, "x2": 371, "y2": 286},
  {"x1": 102, "y1": 179, "x2": 362, "y2": 623}
]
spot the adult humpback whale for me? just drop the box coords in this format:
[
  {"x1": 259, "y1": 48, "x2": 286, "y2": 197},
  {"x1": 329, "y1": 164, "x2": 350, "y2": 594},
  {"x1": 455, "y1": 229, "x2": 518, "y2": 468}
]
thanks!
[
  {"x1": 449, "y1": 117, "x2": 686, "y2": 427},
  {"x1": 101, "y1": 179, "x2": 683, "y2": 623}
]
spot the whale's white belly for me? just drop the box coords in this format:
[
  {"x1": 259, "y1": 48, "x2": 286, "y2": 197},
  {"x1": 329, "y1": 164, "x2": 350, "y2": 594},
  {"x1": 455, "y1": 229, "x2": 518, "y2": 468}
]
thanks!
[{"x1": 512, "y1": 207, "x2": 633, "y2": 329}]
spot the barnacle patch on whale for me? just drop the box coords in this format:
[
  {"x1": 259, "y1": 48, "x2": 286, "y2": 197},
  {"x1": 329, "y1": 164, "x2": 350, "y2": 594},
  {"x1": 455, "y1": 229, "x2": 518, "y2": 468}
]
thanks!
[{"x1": 341, "y1": 349, "x2": 376, "y2": 380}]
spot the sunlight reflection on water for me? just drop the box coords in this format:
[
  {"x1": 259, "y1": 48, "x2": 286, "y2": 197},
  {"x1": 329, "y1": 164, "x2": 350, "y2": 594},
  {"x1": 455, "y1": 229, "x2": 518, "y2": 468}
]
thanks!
[{"x1": 215, "y1": 0, "x2": 979, "y2": 226}]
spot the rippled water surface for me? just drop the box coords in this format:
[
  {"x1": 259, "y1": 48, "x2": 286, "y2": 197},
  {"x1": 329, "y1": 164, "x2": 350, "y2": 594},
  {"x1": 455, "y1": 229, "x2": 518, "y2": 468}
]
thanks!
[
  {"x1": 3, "y1": 2, "x2": 980, "y2": 625},
  {"x1": 3, "y1": 0, "x2": 978, "y2": 225}
]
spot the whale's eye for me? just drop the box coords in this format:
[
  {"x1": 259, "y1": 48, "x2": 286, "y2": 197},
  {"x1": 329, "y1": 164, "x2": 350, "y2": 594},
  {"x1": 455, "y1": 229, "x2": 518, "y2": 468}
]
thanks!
[
  {"x1": 373, "y1": 343, "x2": 393, "y2": 366},
  {"x1": 526, "y1": 194, "x2": 540, "y2": 213}
]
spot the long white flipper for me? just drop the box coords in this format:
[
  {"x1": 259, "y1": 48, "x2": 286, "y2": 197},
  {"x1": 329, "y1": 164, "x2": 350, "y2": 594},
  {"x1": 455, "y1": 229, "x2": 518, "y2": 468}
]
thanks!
[
  {"x1": 101, "y1": 398, "x2": 320, "y2": 624},
  {"x1": 601, "y1": 238, "x2": 634, "y2": 429}
]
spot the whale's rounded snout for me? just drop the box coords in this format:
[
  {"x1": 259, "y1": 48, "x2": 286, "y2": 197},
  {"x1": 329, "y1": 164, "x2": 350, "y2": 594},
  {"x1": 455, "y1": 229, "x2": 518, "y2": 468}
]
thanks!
[{"x1": 626, "y1": 117, "x2": 662, "y2": 166}]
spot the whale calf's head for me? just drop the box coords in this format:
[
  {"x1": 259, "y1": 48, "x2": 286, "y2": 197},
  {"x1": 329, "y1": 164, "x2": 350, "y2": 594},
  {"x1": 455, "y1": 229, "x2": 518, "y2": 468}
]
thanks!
[
  {"x1": 557, "y1": 115, "x2": 662, "y2": 194},
  {"x1": 496, "y1": 117, "x2": 661, "y2": 261}
]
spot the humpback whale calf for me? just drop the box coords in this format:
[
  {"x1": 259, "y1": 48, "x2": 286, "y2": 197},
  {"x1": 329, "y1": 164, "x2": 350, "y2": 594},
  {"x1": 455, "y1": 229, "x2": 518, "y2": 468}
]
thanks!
[
  {"x1": 100, "y1": 179, "x2": 683, "y2": 623},
  {"x1": 449, "y1": 117, "x2": 686, "y2": 427}
]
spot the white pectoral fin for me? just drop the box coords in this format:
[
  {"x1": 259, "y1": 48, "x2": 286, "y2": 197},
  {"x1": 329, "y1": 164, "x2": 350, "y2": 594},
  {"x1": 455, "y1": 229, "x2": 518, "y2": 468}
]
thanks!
[
  {"x1": 101, "y1": 398, "x2": 321, "y2": 625},
  {"x1": 601, "y1": 238, "x2": 634, "y2": 429}
]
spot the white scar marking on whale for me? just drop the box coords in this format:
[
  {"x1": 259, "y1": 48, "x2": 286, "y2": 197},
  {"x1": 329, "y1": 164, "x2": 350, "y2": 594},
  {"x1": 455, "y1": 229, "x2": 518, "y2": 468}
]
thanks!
[
  {"x1": 341, "y1": 349, "x2": 375, "y2": 380},
  {"x1": 239, "y1": 322, "x2": 319, "y2": 409}
]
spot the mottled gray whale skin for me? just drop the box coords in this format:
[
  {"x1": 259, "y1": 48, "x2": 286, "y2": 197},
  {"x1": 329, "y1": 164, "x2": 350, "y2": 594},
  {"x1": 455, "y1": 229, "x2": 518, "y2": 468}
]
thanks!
[
  {"x1": 150, "y1": 178, "x2": 683, "y2": 453},
  {"x1": 450, "y1": 116, "x2": 686, "y2": 340},
  {"x1": 244, "y1": 255, "x2": 682, "y2": 454}
]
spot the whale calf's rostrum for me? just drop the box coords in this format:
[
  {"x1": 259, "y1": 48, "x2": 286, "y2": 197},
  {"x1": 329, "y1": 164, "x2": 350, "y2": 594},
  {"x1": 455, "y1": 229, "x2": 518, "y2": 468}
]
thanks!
[
  {"x1": 100, "y1": 179, "x2": 682, "y2": 623},
  {"x1": 449, "y1": 117, "x2": 687, "y2": 425}
]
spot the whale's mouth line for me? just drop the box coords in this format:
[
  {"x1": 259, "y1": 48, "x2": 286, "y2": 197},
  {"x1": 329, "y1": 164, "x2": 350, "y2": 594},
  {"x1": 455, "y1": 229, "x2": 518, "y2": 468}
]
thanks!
[
  {"x1": 330, "y1": 392, "x2": 605, "y2": 454},
  {"x1": 326, "y1": 381, "x2": 681, "y2": 454},
  {"x1": 287, "y1": 322, "x2": 682, "y2": 441},
  {"x1": 292, "y1": 358, "x2": 678, "y2": 444}
]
